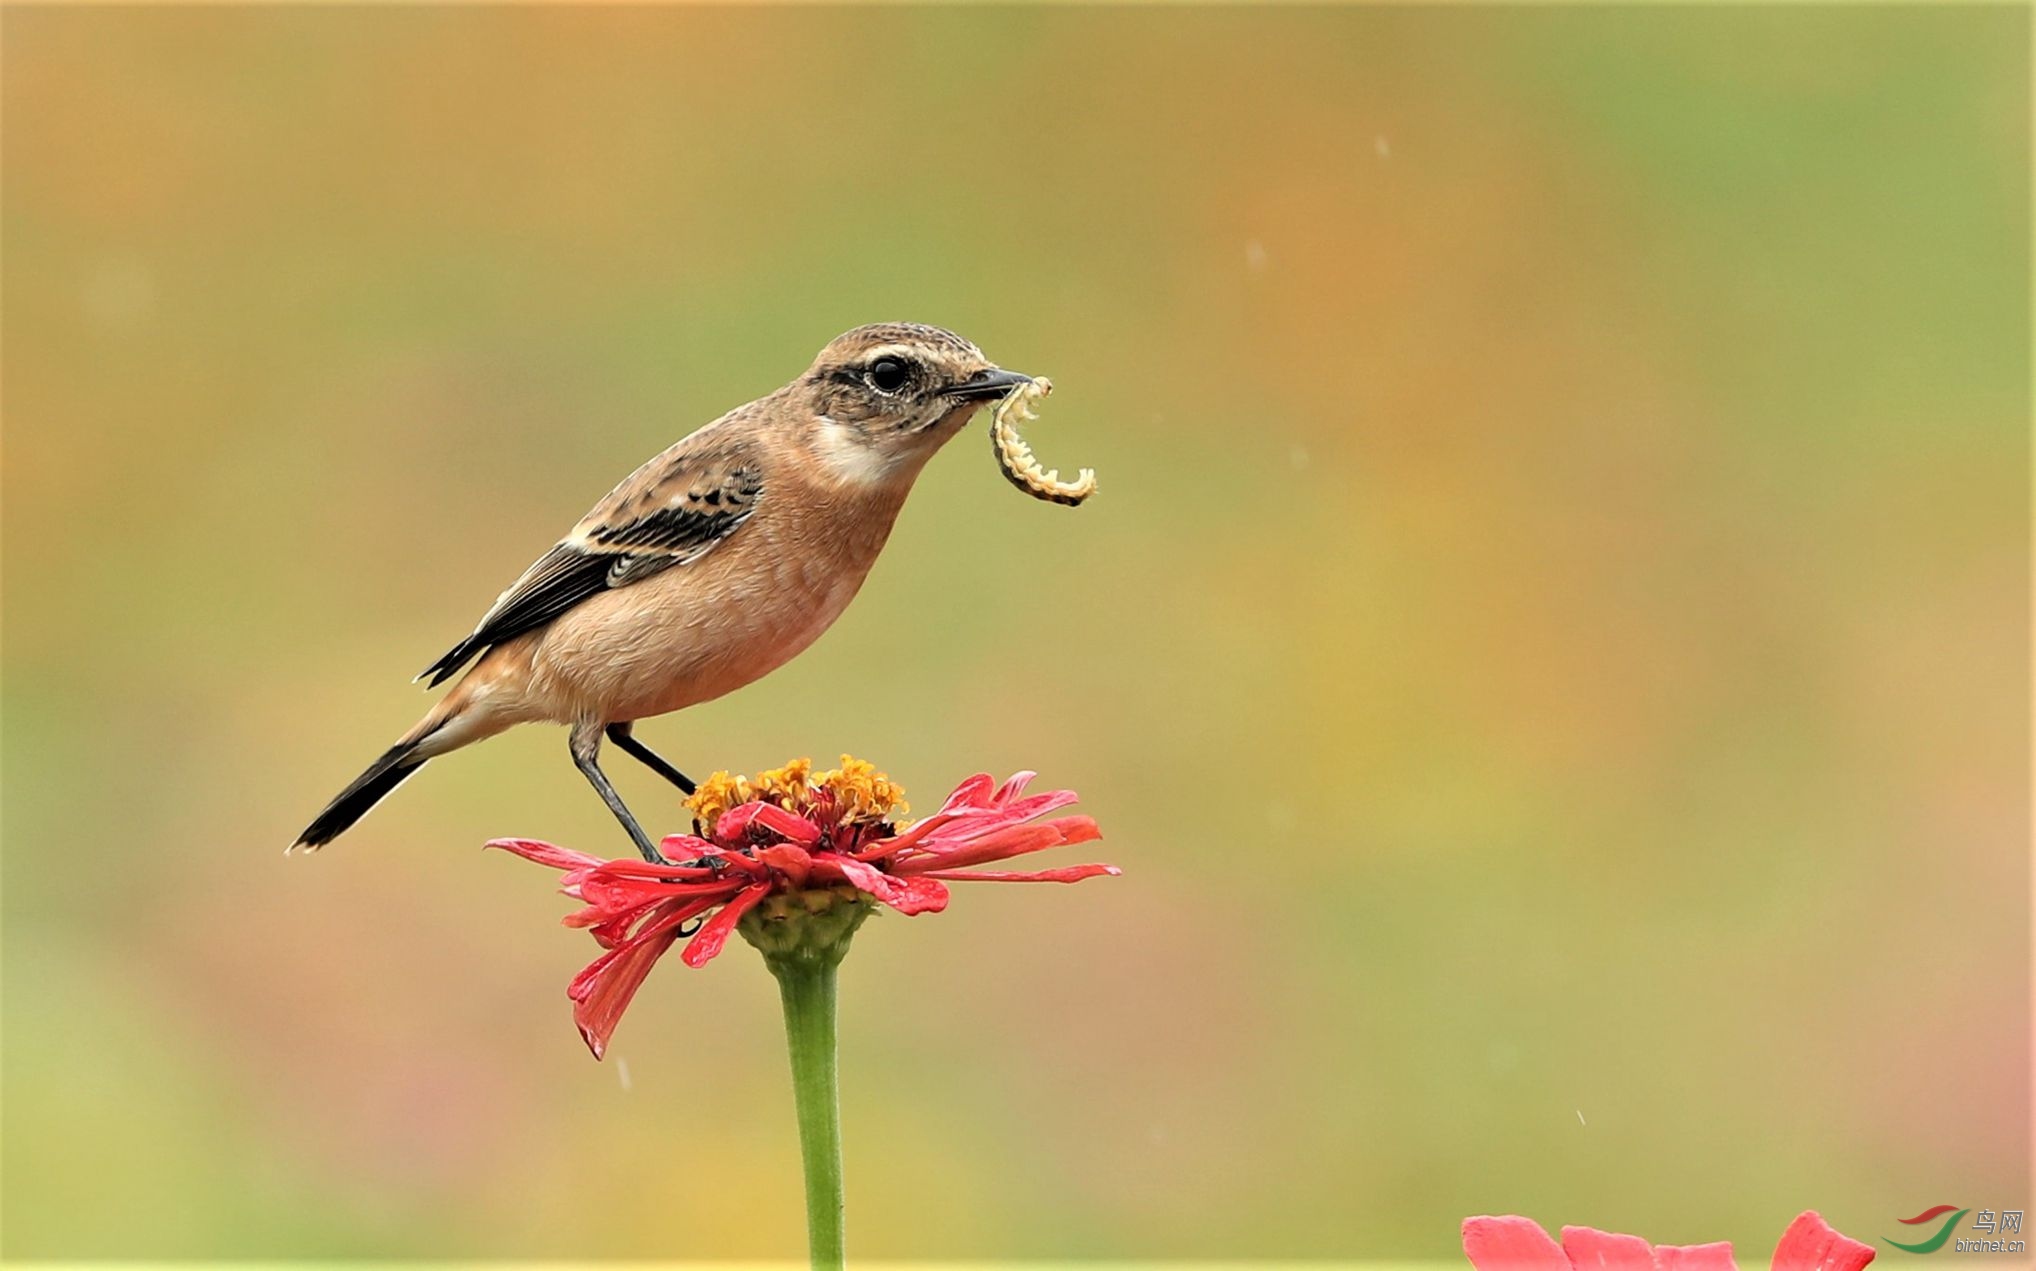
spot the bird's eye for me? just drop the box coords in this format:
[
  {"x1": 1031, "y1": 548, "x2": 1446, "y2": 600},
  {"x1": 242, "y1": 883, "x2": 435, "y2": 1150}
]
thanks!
[{"x1": 865, "y1": 357, "x2": 911, "y2": 394}]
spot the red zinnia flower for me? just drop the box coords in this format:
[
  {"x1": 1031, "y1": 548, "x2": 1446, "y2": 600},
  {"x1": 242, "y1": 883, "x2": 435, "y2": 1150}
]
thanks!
[
  {"x1": 1462, "y1": 1210, "x2": 1874, "y2": 1271},
  {"x1": 491, "y1": 757, "x2": 1116, "y2": 1057}
]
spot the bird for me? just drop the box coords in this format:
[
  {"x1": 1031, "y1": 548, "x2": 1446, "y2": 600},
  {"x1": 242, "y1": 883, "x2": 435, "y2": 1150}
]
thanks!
[{"x1": 294, "y1": 323, "x2": 1034, "y2": 863}]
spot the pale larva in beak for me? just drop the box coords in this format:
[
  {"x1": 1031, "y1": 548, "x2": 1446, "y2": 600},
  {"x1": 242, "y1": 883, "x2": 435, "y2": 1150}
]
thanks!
[{"x1": 989, "y1": 377, "x2": 1097, "y2": 507}]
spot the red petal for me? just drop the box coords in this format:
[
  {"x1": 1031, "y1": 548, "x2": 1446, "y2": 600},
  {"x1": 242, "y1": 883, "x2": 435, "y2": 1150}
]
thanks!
[
  {"x1": 569, "y1": 937, "x2": 677, "y2": 1058},
  {"x1": 668, "y1": 843, "x2": 768, "y2": 877},
  {"x1": 875, "y1": 775, "x2": 999, "y2": 850},
  {"x1": 862, "y1": 773, "x2": 1091, "y2": 874},
  {"x1": 486, "y1": 838, "x2": 605, "y2": 872},
  {"x1": 1561, "y1": 1226, "x2": 1656, "y2": 1271},
  {"x1": 657, "y1": 832, "x2": 716, "y2": 857},
  {"x1": 894, "y1": 816, "x2": 1102, "y2": 872},
  {"x1": 715, "y1": 802, "x2": 821, "y2": 846},
  {"x1": 1655, "y1": 1243, "x2": 1737, "y2": 1271},
  {"x1": 1463, "y1": 1216, "x2": 1571, "y2": 1271},
  {"x1": 920, "y1": 863, "x2": 1120, "y2": 883},
  {"x1": 887, "y1": 823, "x2": 1056, "y2": 871},
  {"x1": 890, "y1": 790, "x2": 1081, "y2": 855},
  {"x1": 810, "y1": 852, "x2": 901, "y2": 902},
  {"x1": 757, "y1": 843, "x2": 814, "y2": 886},
  {"x1": 1769, "y1": 1213, "x2": 1873, "y2": 1271},
  {"x1": 565, "y1": 903, "x2": 687, "y2": 953},
  {"x1": 983, "y1": 788, "x2": 1082, "y2": 823},
  {"x1": 565, "y1": 900, "x2": 708, "y2": 1058},
  {"x1": 575, "y1": 873, "x2": 735, "y2": 914},
  {"x1": 879, "y1": 874, "x2": 949, "y2": 915},
  {"x1": 679, "y1": 883, "x2": 771, "y2": 968},
  {"x1": 583, "y1": 856, "x2": 725, "y2": 883},
  {"x1": 941, "y1": 772, "x2": 999, "y2": 809},
  {"x1": 871, "y1": 818, "x2": 948, "y2": 854}
]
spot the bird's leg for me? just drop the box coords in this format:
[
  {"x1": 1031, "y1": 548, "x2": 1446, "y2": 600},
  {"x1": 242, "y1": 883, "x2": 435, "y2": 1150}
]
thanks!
[
  {"x1": 604, "y1": 721, "x2": 696, "y2": 795},
  {"x1": 569, "y1": 722, "x2": 667, "y2": 865},
  {"x1": 603, "y1": 721, "x2": 725, "y2": 875}
]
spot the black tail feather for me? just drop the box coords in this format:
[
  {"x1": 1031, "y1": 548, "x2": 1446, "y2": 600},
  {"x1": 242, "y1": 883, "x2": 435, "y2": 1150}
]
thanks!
[{"x1": 295, "y1": 741, "x2": 427, "y2": 849}]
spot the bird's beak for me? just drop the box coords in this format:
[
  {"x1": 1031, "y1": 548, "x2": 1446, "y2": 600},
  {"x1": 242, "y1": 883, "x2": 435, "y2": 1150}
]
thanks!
[{"x1": 944, "y1": 367, "x2": 1034, "y2": 402}]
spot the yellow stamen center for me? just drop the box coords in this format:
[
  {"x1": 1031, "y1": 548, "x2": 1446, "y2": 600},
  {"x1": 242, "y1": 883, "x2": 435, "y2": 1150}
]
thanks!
[{"x1": 686, "y1": 754, "x2": 908, "y2": 833}]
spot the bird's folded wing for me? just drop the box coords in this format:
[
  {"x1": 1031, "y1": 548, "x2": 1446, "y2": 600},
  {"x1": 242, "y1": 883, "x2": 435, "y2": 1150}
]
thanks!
[{"x1": 417, "y1": 437, "x2": 765, "y2": 687}]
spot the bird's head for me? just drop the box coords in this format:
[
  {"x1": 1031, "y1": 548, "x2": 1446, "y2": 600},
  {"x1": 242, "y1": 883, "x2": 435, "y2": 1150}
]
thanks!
[{"x1": 789, "y1": 323, "x2": 1031, "y2": 485}]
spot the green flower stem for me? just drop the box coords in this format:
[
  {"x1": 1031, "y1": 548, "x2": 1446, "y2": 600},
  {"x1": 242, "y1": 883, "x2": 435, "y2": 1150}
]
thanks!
[
  {"x1": 771, "y1": 954, "x2": 845, "y2": 1270},
  {"x1": 744, "y1": 888, "x2": 872, "y2": 1271}
]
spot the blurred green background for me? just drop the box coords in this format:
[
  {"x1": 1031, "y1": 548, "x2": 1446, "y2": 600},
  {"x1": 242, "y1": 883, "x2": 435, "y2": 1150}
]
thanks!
[{"x1": 3, "y1": 5, "x2": 2027, "y2": 1262}]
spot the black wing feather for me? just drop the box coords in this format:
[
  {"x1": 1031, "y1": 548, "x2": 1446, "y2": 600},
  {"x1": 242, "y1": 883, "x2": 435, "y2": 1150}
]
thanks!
[
  {"x1": 416, "y1": 446, "x2": 762, "y2": 688},
  {"x1": 418, "y1": 546, "x2": 614, "y2": 687},
  {"x1": 590, "y1": 502, "x2": 741, "y2": 552}
]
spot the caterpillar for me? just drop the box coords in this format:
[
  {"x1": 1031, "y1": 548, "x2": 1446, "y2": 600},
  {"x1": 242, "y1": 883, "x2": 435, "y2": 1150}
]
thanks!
[{"x1": 989, "y1": 377, "x2": 1097, "y2": 507}]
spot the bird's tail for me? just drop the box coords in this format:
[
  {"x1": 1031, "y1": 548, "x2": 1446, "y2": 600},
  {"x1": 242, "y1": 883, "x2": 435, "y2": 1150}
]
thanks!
[
  {"x1": 290, "y1": 681, "x2": 501, "y2": 851},
  {"x1": 292, "y1": 652, "x2": 529, "y2": 852},
  {"x1": 292, "y1": 740, "x2": 429, "y2": 851}
]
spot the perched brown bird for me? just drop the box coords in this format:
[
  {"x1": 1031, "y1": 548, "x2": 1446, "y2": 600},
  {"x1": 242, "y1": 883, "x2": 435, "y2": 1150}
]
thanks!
[{"x1": 295, "y1": 323, "x2": 1032, "y2": 861}]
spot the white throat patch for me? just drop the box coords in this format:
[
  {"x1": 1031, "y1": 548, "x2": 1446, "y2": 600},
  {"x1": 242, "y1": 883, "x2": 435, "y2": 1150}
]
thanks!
[{"x1": 814, "y1": 417, "x2": 905, "y2": 486}]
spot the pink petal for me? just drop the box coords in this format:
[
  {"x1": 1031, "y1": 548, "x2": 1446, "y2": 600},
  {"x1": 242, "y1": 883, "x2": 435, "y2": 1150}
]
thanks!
[
  {"x1": 715, "y1": 802, "x2": 821, "y2": 846},
  {"x1": 679, "y1": 883, "x2": 771, "y2": 968},
  {"x1": 1770, "y1": 1213, "x2": 1873, "y2": 1271},
  {"x1": 565, "y1": 899, "x2": 710, "y2": 1058},
  {"x1": 1463, "y1": 1216, "x2": 1571, "y2": 1271},
  {"x1": 486, "y1": 838, "x2": 605, "y2": 873},
  {"x1": 1561, "y1": 1226, "x2": 1656, "y2": 1271},
  {"x1": 920, "y1": 863, "x2": 1120, "y2": 883},
  {"x1": 993, "y1": 770, "x2": 1038, "y2": 801},
  {"x1": 1655, "y1": 1243, "x2": 1737, "y2": 1271}
]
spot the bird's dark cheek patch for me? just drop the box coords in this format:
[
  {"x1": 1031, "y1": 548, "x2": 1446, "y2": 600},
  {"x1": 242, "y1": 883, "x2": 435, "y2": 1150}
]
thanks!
[{"x1": 815, "y1": 384, "x2": 888, "y2": 427}]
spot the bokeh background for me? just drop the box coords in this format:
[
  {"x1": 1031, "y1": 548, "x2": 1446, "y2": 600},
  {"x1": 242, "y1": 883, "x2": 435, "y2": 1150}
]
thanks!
[{"x1": 3, "y1": 5, "x2": 2027, "y2": 1262}]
